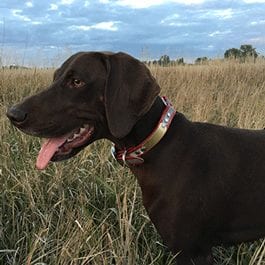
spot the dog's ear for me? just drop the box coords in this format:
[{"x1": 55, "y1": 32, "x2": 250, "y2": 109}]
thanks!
[{"x1": 104, "y1": 52, "x2": 160, "y2": 139}]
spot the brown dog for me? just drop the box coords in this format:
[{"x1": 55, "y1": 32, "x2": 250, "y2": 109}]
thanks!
[{"x1": 6, "y1": 52, "x2": 265, "y2": 264}]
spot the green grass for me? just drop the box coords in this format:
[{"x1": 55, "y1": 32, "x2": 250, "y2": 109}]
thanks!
[{"x1": 0, "y1": 62, "x2": 265, "y2": 264}]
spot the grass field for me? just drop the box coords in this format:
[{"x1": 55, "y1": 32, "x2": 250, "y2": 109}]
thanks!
[{"x1": 1, "y1": 60, "x2": 265, "y2": 265}]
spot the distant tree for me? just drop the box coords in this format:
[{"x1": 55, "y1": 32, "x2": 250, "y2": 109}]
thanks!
[
  {"x1": 224, "y1": 48, "x2": 242, "y2": 60},
  {"x1": 240, "y1": 44, "x2": 258, "y2": 62},
  {"x1": 195, "y1": 57, "x2": 208, "y2": 64},
  {"x1": 169, "y1": 58, "x2": 184, "y2": 66},
  {"x1": 158, "y1": 55, "x2": 170, "y2": 66},
  {"x1": 176, "y1": 57, "x2": 184, "y2": 65},
  {"x1": 9, "y1": 64, "x2": 19, "y2": 69},
  {"x1": 224, "y1": 45, "x2": 258, "y2": 62}
]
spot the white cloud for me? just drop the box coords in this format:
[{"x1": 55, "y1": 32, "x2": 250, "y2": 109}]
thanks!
[
  {"x1": 209, "y1": 30, "x2": 231, "y2": 37},
  {"x1": 250, "y1": 19, "x2": 265, "y2": 25},
  {"x1": 25, "y1": 1, "x2": 33, "y2": 7},
  {"x1": 91, "y1": 21, "x2": 119, "y2": 30},
  {"x1": 70, "y1": 21, "x2": 119, "y2": 31},
  {"x1": 31, "y1": 21, "x2": 43, "y2": 25},
  {"x1": 11, "y1": 9, "x2": 43, "y2": 25},
  {"x1": 170, "y1": 22, "x2": 198, "y2": 26},
  {"x1": 49, "y1": 3, "x2": 59, "y2": 10},
  {"x1": 60, "y1": 0, "x2": 75, "y2": 4},
  {"x1": 116, "y1": 0, "x2": 205, "y2": 9},
  {"x1": 248, "y1": 37, "x2": 265, "y2": 44},
  {"x1": 200, "y1": 8, "x2": 234, "y2": 20},
  {"x1": 243, "y1": 0, "x2": 265, "y2": 3},
  {"x1": 161, "y1": 13, "x2": 180, "y2": 24},
  {"x1": 84, "y1": 1, "x2": 90, "y2": 7},
  {"x1": 99, "y1": 0, "x2": 110, "y2": 3},
  {"x1": 11, "y1": 9, "x2": 31, "y2": 22},
  {"x1": 212, "y1": 8, "x2": 234, "y2": 19},
  {"x1": 48, "y1": 0, "x2": 74, "y2": 10},
  {"x1": 201, "y1": 44, "x2": 215, "y2": 50},
  {"x1": 71, "y1": 25, "x2": 91, "y2": 30},
  {"x1": 161, "y1": 14, "x2": 199, "y2": 26},
  {"x1": 161, "y1": 14, "x2": 199, "y2": 27}
]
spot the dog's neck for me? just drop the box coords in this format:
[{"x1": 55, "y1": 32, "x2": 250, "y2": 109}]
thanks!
[{"x1": 114, "y1": 96, "x2": 166, "y2": 149}]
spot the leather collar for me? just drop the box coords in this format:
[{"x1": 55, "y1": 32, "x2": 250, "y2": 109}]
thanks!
[{"x1": 111, "y1": 96, "x2": 176, "y2": 167}]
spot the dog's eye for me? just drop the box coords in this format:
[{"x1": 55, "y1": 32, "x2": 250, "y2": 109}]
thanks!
[{"x1": 72, "y1": 79, "x2": 85, "y2": 88}]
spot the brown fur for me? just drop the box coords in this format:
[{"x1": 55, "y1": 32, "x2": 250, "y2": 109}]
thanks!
[{"x1": 7, "y1": 52, "x2": 265, "y2": 264}]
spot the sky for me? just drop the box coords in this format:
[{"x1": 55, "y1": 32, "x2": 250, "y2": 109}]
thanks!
[{"x1": 0, "y1": 0, "x2": 265, "y2": 66}]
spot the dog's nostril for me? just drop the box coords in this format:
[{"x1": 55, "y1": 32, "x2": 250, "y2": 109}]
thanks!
[{"x1": 6, "y1": 106, "x2": 27, "y2": 124}]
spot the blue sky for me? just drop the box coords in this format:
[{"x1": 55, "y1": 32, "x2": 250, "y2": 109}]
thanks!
[{"x1": 0, "y1": 0, "x2": 265, "y2": 66}]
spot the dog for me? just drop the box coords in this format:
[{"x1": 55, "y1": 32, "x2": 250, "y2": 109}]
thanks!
[{"x1": 6, "y1": 52, "x2": 265, "y2": 264}]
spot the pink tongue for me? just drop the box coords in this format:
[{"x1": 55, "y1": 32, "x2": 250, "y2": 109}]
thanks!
[{"x1": 36, "y1": 136, "x2": 68, "y2": 170}]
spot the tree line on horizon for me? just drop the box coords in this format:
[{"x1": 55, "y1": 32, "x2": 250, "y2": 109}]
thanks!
[
  {"x1": 143, "y1": 44, "x2": 262, "y2": 66},
  {"x1": 1, "y1": 44, "x2": 262, "y2": 69}
]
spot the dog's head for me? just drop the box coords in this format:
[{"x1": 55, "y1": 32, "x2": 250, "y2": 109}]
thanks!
[{"x1": 6, "y1": 52, "x2": 160, "y2": 169}]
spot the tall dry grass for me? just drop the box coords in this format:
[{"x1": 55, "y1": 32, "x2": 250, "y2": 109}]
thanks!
[{"x1": 0, "y1": 60, "x2": 265, "y2": 265}]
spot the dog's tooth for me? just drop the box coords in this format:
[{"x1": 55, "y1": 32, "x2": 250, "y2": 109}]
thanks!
[
  {"x1": 74, "y1": 133, "x2": 79, "y2": 139},
  {"x1": 80, "y1": 127, "x2": 86, "y2": 134},
  {"x1": 89, "y1": 127, "x2": 94, "y2": 133}
]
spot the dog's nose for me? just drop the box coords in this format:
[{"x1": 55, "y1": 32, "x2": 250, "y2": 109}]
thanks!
[{"x1": 6, "y1": 106, "x2": 27, "y2": 124}]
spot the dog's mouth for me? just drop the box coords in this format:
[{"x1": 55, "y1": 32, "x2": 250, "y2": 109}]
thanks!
[{"x1": 36, "y1": 124, "x2": 94, "y2": 170}]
